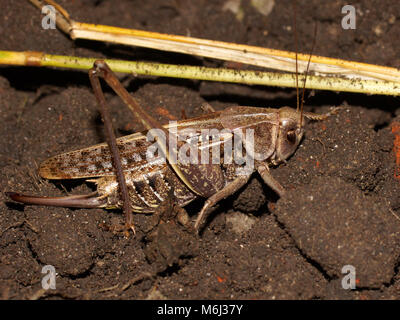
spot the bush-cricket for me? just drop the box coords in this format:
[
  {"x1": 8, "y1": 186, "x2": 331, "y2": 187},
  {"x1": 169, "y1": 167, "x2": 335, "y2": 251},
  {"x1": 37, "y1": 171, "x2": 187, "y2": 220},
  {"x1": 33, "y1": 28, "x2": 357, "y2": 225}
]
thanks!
[{"x1": 7, "y1": 6, "x2": 340, "y2": 234}]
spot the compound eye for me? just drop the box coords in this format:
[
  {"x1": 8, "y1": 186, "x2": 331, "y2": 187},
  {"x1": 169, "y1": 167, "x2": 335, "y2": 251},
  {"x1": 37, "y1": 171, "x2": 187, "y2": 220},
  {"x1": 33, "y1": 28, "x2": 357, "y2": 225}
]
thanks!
[{"x1": 286, "y1": 130, "x2": 297, "y2": 144}]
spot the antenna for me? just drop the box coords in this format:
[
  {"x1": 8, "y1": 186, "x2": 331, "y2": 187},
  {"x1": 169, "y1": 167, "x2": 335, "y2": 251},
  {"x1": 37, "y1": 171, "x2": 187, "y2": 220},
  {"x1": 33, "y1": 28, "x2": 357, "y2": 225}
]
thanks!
[
  {"x1": 292, "y1": 0, "x2": 318, "y2": 130},
  {"x1": 293, "y1": 0, "x2": 299, "y2": 112},
  {"x1": 299, "y1": 23, "x2": 318, "y2": 130}
]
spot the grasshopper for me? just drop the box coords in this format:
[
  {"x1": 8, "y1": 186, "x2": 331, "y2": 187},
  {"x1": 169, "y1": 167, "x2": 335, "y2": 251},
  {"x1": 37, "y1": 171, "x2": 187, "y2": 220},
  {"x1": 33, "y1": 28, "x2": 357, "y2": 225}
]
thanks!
[{"x1": 7, "y1": 59, "x2": 338, "y2": 234}]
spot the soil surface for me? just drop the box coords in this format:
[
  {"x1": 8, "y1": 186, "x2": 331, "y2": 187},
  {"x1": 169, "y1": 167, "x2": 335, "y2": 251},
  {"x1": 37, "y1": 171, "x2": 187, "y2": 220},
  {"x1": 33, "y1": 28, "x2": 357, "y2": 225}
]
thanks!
[{"x1": 1, "y1": 0, "x2": 400, "y2": 300}]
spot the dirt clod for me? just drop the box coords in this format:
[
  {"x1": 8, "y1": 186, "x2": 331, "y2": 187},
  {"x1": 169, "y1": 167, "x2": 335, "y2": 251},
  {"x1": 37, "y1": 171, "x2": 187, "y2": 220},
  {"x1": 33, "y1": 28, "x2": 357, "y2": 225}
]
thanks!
[{"x1": 275, "y1": 177, "x2": 400, "y2": 288}]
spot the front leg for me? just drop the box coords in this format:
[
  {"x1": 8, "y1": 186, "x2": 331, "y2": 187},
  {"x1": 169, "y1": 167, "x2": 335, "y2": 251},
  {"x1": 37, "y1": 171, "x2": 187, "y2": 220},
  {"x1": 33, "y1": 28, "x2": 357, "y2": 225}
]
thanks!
[
  {"x1": 257, "y1": 164, "x2": 285, "y2": 197},
  {"x1": 194, "y1": 174, "x2": 251, "y2": 232}
]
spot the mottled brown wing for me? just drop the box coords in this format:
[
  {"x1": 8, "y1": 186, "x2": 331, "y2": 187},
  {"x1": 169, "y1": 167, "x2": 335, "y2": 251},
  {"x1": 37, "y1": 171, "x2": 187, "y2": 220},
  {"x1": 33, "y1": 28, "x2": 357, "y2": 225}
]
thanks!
[
  {"x1": 38, "y1": 112, "x2": 232, "y2": 180},
  {"x1": 39, "y1": 133, "x2": 161, "y2": 179}
]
